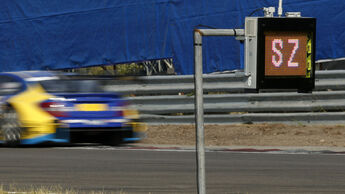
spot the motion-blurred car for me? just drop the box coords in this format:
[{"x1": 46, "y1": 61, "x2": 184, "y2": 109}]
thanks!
[{"x1": 0, "y1": 71, "x2": 146, "y2": 146}]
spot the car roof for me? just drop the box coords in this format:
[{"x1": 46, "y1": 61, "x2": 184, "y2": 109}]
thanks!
[
  {"x1": 0, "y1": 71, "x2": 60, "y2": 82},
  {"x1": 8, "y1": 71, "x2": 57, "y2": 78}
]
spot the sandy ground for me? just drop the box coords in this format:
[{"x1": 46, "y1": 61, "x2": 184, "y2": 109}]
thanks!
[{"x1": 140, "y1": 124, "x2": 345, "y2": 147}]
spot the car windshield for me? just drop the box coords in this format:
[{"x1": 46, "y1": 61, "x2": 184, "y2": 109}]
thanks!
[{"x1": 39, "y1": 79, "x2": 104, "y2": 93}]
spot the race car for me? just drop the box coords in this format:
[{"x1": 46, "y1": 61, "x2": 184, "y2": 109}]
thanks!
[{"x1": 0, "y1": 71, "x2": 147, "y2": 146}]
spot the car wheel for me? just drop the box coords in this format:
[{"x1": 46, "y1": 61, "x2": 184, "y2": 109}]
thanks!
[{"x1": 1, "y1": 107, "x2": 22, "y2": 146}]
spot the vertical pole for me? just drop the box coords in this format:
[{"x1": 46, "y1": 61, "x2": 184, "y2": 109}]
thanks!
[
  {"x1": 278, "y1": 0, "x2": 283, "y2": 17},
  {"x1": 194, "y1": 30, "x2": 206, "y2": 194}
]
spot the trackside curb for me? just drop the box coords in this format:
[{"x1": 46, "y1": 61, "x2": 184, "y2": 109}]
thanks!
[{"x1": 128, "y1": 144, "x2": 345, "y2": 154}]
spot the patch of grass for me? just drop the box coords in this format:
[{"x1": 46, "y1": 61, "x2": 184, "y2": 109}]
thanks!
[{"x1": 0, "y1": 184, "x2": 128, "y2": 194}]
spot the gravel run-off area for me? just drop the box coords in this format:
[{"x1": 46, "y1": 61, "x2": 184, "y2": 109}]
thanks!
[{"x1": 141, "y1": 124, "x2": 345, "y2": 147}]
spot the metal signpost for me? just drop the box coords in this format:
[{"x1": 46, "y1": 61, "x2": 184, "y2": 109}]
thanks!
[
  {"x1": 193, "y1": 1, "x2": 315, "y2": 193},
  {"x1": 194, "y1": 29, "x2": 244, "y2": 194}
]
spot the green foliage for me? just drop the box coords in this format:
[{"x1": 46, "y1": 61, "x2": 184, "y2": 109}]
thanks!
[
  {"x1": 115, "y1": 63, "x2": 145, "y2": 75},
  {"x1": 68, "y1": 63, "x2": 145, "y2": 76}
]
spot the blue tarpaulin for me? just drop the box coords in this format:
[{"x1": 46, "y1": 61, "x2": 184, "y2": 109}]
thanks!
[{"x1": 0, "y1": 0, "x2": 344, "y2": 74}]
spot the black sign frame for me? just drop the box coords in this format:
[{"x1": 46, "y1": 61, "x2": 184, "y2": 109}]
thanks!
[{"x1": 256, "y1": 17, "x2": 316, "y2": 92}]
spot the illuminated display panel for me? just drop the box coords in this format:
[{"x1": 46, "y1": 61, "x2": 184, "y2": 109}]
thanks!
[{"x1": 264, "y1": 32, "x2": 308, "y2": 77}]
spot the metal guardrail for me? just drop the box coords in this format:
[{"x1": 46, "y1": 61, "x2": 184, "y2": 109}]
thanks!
[
  {"x1": 128, "y1": 91, "x2": 345, "y2": 114},
  {"x1": 103, "y1": 70, "x2": 345, "y2": 124},
  {"x1": 104, "y1": 70, "x2": 345, "y2": 95},
  {"x1": 139, "y1": 112, "x2": 345, "y2": 125}
]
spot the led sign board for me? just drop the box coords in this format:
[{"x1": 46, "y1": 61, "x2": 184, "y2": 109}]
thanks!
[
  {"x1": 245, "y1": 17, "x2": 316, "y2": 92},
  {"x1": 265, "y1": 31, "x2": 309, "y2": 76}
]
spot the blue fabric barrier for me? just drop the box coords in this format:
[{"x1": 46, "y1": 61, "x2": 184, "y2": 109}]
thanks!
[{"x1": 0, "y1": 0, "x2": 343, "y2": 74}]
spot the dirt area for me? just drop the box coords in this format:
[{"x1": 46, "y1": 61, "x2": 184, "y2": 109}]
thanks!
[{"x1": 140, "y1": 124, "x2": 345, "y2": 147}]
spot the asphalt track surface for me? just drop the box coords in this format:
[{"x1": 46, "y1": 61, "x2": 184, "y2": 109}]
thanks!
[{"x1": 1, "y1": 146, "x2": 345, "y2": 193}]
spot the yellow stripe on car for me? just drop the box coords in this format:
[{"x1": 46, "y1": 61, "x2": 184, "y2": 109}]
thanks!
[
  {"x1": 7, "y1": 84, "x2": 59, "y2": 139},
  {"x1": 123, "y1": 109, "x2": 139, "y2": 119},
  {"x1": 131, "y1": 122, "x2": 148, "y2": 132}
]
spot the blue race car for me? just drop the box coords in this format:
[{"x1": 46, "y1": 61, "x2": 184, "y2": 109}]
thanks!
[{"x1": 0, "y1": 71, "x2": 147, "y2": 146}]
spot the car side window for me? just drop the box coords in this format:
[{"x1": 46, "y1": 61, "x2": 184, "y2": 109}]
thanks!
[{"x1": 0, "y1": 76, "x2": 24, "y2": 96}]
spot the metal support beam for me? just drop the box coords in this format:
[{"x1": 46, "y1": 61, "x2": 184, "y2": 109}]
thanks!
[
  {"x1": 193, "y1": 28, "x2": 244, "y2": 194},
  {"x1": 195, "y1": 29, "x2": 244, "y2": 36}
]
